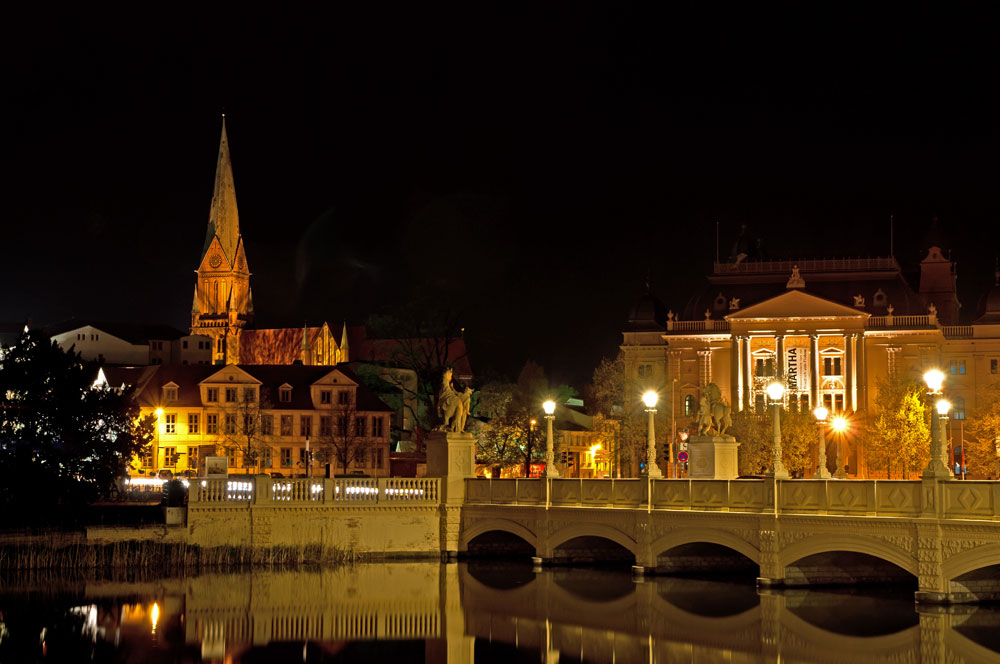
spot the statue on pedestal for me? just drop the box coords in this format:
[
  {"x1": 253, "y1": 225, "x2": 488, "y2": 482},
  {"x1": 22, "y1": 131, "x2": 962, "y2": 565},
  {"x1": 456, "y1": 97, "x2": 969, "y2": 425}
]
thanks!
[
  {"x1": 695, "y1": 383, "x2": 732, "y2": 437},
  {"x1": 437, "y1": 368, "x2": 472, "y2": 433}
]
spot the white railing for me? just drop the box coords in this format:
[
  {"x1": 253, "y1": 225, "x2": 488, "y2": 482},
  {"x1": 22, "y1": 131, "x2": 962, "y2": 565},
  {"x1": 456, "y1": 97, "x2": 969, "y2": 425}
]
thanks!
[
  {"x1": 666, "y1": 320, "x2": 731, "y2": 333},
  {"x1": 867, "y1": 315, "x2": 934, "y2": 329},
  {"x1": 714, "y1": 257, "x2": 898, "y2": 274},
  {"x1": 188, "y1": 476, "x2": 441, "y2": 506}
]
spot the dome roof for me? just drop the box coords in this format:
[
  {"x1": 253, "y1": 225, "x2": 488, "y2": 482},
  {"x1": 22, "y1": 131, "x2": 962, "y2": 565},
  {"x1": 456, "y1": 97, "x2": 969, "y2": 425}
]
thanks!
[
  {"x1": 627, "y1": 287, "x2": 668, "y2": 332},
  {"x1": 976, "y1": 264, "x2": 1000, "y2": 323}
]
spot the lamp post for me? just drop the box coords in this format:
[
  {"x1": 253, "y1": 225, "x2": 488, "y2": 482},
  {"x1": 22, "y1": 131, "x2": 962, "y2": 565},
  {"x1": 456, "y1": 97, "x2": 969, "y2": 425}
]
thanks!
[
  {"x1": 813, "y1": 406, "x2": 832, "y2": 478},
  {"x1": 642, "y1": 391, "x2": 663, "y2": 478},
  {"x1": 765, "y1": 382, "x2": 789, "y2": 479},
  {"x1": 922, "y1": 369, "x2": 953, "y2": 479},
  {"x1": 831, "y1": 415, "x2": 848, "y2": 478},
  {"x1": 543, "y1": 400, "x2": 559, "y2": 478}
]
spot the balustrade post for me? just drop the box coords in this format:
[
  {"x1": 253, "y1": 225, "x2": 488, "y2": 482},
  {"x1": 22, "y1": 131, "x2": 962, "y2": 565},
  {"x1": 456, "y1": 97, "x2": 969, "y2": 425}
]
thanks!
[
  {"x1": 252, "y1": 475, "x2": 270, "y2": 504},
  {"x1": 323, "y1": 478, "x2": 334, "y2": 504},
  {"x1": 377, "y1": 477, "x2": 387, "y2": 504}
]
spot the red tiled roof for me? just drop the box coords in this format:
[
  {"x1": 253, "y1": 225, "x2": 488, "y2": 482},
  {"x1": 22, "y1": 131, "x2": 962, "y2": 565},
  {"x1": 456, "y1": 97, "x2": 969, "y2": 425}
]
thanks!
[{"x1": 240, "y1": 327, "x2": 324, "y2": 365}]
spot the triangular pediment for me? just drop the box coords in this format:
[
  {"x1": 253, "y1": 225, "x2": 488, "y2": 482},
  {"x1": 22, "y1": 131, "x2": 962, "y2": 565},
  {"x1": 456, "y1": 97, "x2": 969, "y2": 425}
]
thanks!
[
  {"x1": 198, "y1": 236, "x2": 232, "y2": 273},
  {"x1": 726, "y1": 290, "x2": 869, "y2": 321},
  {"x1": 312, "y1": 368, "x2": 358, "y2": 387},
  {"x1": 200, "y1": 365, "x2": 261, "y2": 385}
]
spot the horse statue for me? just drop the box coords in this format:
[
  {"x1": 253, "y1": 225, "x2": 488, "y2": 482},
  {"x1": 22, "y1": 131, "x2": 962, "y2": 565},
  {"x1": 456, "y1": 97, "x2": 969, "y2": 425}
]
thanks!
[
  {"x1": 695, "y1": 389, "x2": 732, "y2": 437},
  {"x1": 437, "y1": 368, "x2": 472, "y2": 433}
]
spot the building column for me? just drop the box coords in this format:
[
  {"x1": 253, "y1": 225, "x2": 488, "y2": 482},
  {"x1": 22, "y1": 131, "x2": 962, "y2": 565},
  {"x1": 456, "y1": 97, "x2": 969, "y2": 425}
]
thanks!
[
  {"x1": 730, "y1": 336, "x2": 741, "y2": 410},
  {"x1": 887, "y1": 345, "x2": 901, "y2": 377},
  {"x1": 845, "y1": 333, "x2": 856, "y2": 412},
  {"x1": 809, "y1": 334, "x2": 820, "y2": 407},
  {"x1": 742, "y1": 336, "x2": 752, "y2": 411},
  {"x1": 697, "y1": 349, "x2": 712, "y2": 387},
  {"x1": 775, "y1": 334, "x2": 786, "y2": 380},
  {"x1": 856, "y1": 333, "x2": 867, "y2": 412}
]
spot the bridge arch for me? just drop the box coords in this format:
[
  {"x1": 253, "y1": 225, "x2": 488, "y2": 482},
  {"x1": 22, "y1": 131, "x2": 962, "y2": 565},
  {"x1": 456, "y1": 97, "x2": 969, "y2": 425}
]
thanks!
[
  {"x1": 651, "y1": 528, "x2": 761, "y2": 565},
  {"x1": 459, "y1": 518, "x2": 538, "y2": 552},
  {"x1": 546, "y1": 523, "x2": 637, "y2": 557},
  {"x1": 941, "y1": 542, "x2": 1000, "y2": 581},
  {"x1": 778, "y1": 534, "x2": 918, "y2": 577}
]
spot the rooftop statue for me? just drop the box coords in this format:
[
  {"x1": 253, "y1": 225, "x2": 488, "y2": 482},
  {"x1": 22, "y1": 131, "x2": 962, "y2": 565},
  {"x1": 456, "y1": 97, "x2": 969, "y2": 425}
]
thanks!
[{"x1": 437, "y1": 367, "x2": 471, "y2": 433}]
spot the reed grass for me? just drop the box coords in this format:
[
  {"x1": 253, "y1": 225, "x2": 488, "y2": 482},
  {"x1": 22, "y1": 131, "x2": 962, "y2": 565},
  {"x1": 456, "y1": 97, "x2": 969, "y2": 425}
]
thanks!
[{"x1": 0, "y1": 540, "x2": 361, "y2": 575}]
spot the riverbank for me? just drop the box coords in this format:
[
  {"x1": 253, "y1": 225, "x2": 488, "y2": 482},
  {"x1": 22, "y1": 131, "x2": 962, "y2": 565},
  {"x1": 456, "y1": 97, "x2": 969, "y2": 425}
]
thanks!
[{"x1": 0, "y1": 531, "x2": 359, "y2": 573}]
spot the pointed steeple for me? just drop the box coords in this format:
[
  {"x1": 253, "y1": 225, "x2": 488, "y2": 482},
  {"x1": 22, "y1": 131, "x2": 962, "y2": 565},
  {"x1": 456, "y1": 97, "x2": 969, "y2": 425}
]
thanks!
[
  {"x1": 340, "y1": 323, "x2": 350, "y2": 363},
  {"x1": 202, "y1": 115, "x2": 241, "y2": 265}
]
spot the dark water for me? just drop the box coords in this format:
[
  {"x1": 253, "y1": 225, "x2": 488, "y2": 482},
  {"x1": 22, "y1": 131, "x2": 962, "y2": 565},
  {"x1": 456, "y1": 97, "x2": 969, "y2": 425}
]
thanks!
[{"x1": 1, "y1": 562, "x2": 998, "y2": 663}]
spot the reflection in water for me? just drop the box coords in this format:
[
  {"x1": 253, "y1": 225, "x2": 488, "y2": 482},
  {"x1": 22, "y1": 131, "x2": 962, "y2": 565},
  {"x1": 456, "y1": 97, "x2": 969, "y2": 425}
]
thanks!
[{"x1": 1, "y1": 562, "x2": 999, "y2": 663}]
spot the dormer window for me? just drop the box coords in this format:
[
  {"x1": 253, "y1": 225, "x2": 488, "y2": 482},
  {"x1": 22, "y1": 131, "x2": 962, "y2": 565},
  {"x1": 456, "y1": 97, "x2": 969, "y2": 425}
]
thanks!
[
  {"x1": 873, "y1": 289, "x2": 887, "y2": 307},
  {"x1": 279, "y1": 385, "x2": 292, "y2": 403},
  {"x1": 164, "y1": 385, "x2": 178, "y2": 402}
]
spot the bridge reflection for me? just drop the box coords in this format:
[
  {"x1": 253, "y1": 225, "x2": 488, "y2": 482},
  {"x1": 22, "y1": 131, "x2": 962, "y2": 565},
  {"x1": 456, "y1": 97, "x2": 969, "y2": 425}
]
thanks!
[{"x1": 9, "y1": 563, "x2": 998, "y2": 662}]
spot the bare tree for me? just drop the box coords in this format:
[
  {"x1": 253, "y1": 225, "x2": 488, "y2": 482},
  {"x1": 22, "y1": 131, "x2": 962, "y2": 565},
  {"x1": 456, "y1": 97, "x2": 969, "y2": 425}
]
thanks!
[
  {"x1": 316, "y1": 394, "x2": 372, "y2": 476},
  {"x1": 220, "y1": 388, "x2": 273, "y2": 474}
]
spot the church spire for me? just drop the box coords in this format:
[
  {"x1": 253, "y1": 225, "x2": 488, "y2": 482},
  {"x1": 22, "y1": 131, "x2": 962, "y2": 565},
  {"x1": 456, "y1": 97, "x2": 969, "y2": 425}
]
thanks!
[{"x1": 202, "y1": 115, "x2": 241, "y2": 265}]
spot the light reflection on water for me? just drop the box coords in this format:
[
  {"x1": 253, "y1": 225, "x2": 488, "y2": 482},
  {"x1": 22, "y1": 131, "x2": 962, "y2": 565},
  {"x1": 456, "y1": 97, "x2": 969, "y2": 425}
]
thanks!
[{"x1": 0, "y1": 562, "x2": 998, "y2": 663}]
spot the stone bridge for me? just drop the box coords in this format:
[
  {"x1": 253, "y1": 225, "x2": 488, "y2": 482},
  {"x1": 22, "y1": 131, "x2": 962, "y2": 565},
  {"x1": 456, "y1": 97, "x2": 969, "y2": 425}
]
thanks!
[{"x1": 459, "y1": 477, "x2": 1000, "y2": 604}]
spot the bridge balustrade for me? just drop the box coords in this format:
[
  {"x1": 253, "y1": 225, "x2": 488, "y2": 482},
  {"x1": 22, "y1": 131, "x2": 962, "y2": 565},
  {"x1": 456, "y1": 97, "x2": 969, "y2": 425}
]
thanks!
[
  {"x1": 188, "y1": 477, "x2": 440, "y2": 506},
  {"x1": 464, "y1": 478, "x2": 1000, "y2": 520}
]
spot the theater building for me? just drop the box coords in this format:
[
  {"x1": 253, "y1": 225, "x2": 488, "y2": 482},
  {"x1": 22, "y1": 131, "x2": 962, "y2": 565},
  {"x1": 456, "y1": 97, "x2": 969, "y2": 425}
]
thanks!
[{"x1": 624, "y1": 245, "x2": 1000, "y2": 477}]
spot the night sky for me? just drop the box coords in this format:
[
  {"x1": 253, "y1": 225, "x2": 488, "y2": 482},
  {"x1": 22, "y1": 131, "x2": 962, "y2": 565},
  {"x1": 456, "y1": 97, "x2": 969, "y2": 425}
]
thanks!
[{"x1": 5, "y1": 5, "x2": 1000, "y2": 388}]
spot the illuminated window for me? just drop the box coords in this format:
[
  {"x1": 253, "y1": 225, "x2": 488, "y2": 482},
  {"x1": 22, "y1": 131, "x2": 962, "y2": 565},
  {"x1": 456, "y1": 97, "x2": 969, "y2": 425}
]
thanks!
[
  {"x1": 225, "y1": 414, "x2": 237, "y2": 434},
  {"x1": 281, "y1": 447, "x2": 292, "y2": 467},
  {"x1": 164, "y1": 413, "x2": 176, "y2": 434},
  {"x1": 683, "y1": 395, "x2": 695, "y2": 416},
  {"x1": 225, "y1": 387, "x2": 237, "y2": 403},
  {"x1": 225, "y1": 447, "x2": 237, "y2": 467},
  {"x1": 280, "y1": 415, "x2": 293, "y2": 437},
  {"x1": 953, "y1": 397, "x2": 966, "y2": 420},
  {"x1": 206, "y1": 414, "x2": 218, "y2": 435},
  {"x1": 188, "y1": 446, "x2": 198, "y2": 469},
  {"x1": 163, "y1": 447, "x2": 177, "y2": 467},
  {"x1": 262, "y1": 447, "x2": 273, "y2": 468},
  {"x1": 141, "y1": 448, "x2": 153, "y2": 468},
  {"x1": 164, "y1": 386, "x2": 178, "y2": 402},
  {"x1": 206, "y1": 388, "x2": 219, "y2": 403},
  {"x1": 950, "y1": 360, "x2": 967, "y2": 375},
  {"x1": 188, "y1": 413, "x2": 199, "y2": 434}
]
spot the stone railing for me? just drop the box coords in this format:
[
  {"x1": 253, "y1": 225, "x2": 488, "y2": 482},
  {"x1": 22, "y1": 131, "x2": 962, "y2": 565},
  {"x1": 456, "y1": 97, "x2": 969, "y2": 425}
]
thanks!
[
  {"x1": 713, "y1": 257, "x2": 899, "y2": 274},
  {"x1": 867, "y1": 315, "x2": 935, "y2": 329},
  {"x1": 190, "y1": 477, "x2": 440, "y2": 506},
  {"x1": 465, "y1": 478, "x2": 1000, "y2": 521},
  {"x1": 942, "y1": 325, "x2": 974, "y2": 339},
  {"x1": 665, "y1": 320, "x2": 731, "y2": 333}
]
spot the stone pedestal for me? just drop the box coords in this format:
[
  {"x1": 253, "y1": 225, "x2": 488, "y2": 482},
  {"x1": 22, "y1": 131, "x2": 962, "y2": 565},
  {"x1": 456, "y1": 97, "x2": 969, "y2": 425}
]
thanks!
[
  {"x1": 425, "y1": 430, "x2": 476, "y2": 556},
  {"x1": 687, "y1": 434, "x2": 740, "y2": 480}
]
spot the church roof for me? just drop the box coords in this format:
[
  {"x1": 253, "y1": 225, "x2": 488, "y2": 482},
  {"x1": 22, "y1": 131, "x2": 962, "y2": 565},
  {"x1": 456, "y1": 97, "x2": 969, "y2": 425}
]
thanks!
[
  {"x1": 239, "y1": 326, "x2": 338, "y2": 365},
  {"x1": 202, "y1": 117, "x2": 241, "y2": 265}
]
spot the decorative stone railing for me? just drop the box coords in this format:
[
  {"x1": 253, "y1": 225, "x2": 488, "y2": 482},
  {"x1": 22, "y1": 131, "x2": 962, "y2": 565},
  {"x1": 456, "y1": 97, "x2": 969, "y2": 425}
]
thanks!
[
  {"x1": 190, "y1": 476, "x2": 440, "y2": 506},
  {"x1": 713, "y1": 257, "x2": 899, "y2": 274},
  {"x1": 665, "y1": 320, "x2": 731, "y2": 333},
  {"x1": 867, "y1": 315, "x2": 935, "y2": 329},
  {"x1": 942, "y1": 325, "x2": 974, "y2": 339},
  {"x1": 465, "y1": 478, "x2": 1000, "y2": 521}
]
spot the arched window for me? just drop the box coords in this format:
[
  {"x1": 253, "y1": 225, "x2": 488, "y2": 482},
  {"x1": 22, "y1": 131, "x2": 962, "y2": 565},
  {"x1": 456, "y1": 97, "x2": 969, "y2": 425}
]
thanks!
[
  {"x1": 952, "y1": 396, "x2": 966, "y2": 421},
  {"x1": 684, "y1": 394, "x2": 695, "y2": 416}
]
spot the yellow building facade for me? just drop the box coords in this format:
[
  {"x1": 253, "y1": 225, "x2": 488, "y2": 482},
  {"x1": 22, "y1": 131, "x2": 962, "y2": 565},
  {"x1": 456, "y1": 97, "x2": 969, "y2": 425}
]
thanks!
[
  {"x1": 103, "y1": 364, "x2": 394, "y2": 477},
  {"x1": 624, "y1": 253, "x2": 1000, "y2": 477}
]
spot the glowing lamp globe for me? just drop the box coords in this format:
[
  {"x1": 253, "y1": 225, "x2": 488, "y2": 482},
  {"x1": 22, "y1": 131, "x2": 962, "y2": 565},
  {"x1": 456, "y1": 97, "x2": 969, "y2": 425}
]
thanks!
[
  {"x1": 813, "y1": 405, "x2": 829, "y2": 422},
  {"x1": 924, "y1": 369, "x2": 945, "y2": 393},
  {"x1": 937, "y1": 399, "x2": 952, "y2": 416},
  {"x1": 831, "y1": 415, "x2": 848, "y2": 433},
  {"x1": 155, "y1": 408, "x2": 164, "y2": 418},
  {"x1": 642, "y1": 391, "x2": 658, "y2": 409},
  {"x1": 542, "y1": 400, "x2": 556, "y2": 416},
  {"x1": 766, "y1": 382, "x2": 785, "y2": 401}
]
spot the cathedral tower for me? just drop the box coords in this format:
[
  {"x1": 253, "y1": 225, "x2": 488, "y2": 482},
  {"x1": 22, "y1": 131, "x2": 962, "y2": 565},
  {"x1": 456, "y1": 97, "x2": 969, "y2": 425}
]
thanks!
[{"x1": 191, "y1": 117, "x2": 253, "y2": 364}]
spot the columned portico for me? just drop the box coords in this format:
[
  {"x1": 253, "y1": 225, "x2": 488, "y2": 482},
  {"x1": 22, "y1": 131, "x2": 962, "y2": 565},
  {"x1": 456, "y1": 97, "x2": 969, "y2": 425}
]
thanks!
[
  {"x1": 775, "y1": 334, "x2": 786, "y2": 379},
  {"x1": 845, "y1": 333, "x2": 856, "y2": 411}
]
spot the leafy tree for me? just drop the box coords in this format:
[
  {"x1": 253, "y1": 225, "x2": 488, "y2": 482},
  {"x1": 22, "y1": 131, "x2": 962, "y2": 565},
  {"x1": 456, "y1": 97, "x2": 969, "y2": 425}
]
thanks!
[
  {"x1": 730, "y1": 407, "x2": 814, "y2": 476},
  {"x1": 585, "y1": 351, "x2": 672, "y2": 477},
  {"x1": 864, "y1": 375, "x2": 930, "y2": 479},
  {"x1": 219, "y1": 390, "x2": 273, "y2": 474},
  {"x1": 963, "y1": 384, "x2": 1000, "y2": 479},
  {"x1": 0, "y1": 331, "x2": 153, "y2": 520}
]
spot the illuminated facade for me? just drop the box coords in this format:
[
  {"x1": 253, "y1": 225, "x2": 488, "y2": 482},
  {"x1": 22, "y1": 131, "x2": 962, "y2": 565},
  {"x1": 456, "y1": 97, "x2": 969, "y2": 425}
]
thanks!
[
  {"x1": 102, "y1": 364, "x2": 393, "y2": 477},
  {"x1": 191, "y1": 118, "x2": 253, "y2": 365},
  {"x1": 624, "y1": 247, "x2": 1000, "y2": 477}
]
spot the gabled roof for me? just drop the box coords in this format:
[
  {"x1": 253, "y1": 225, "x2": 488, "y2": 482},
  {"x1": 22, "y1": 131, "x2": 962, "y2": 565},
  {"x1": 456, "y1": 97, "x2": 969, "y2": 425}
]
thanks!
[
  {"x1": 45, "y1": 320, "x2": 188, "y2": 345},
  {"x1": 725, "y1": 289, "x2": 870, "y2": 321}
]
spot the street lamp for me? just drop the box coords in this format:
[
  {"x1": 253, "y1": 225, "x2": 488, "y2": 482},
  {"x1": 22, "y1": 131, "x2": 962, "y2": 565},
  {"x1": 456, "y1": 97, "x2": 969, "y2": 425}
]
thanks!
[
  {"x1": 813, "y1": 406, "x2": 831, "y2": 479},
  {"x1": 543, "y1": 400, "x2": 559, "y2": 478},
  {"x1": 642, "y1": 391, "x2": 663, "y2": 478},
  {"x1": 831, "y1": 415, "x2": 848, "y2": 478},
  {"x1": 765, "y1": 382, "x2": 789, "y2": 478},
  {"x1": 938, "y1": 398, "x2": 952, "y2": 476},
  {"x1": 923, "y1": 369, "x2": 953, "y2": 479}
]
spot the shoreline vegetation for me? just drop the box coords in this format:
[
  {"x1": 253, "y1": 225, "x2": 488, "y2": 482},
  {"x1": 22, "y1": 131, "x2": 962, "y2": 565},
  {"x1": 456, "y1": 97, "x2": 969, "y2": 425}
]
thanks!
[{"x1": 0, "y1": 540, "x2": 360, "y2": 575}]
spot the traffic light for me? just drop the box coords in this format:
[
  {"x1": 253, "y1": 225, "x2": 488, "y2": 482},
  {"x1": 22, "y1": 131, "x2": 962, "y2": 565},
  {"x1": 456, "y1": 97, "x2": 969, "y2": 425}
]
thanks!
[
  {"x1": 559, "y1": 450, "x2": 568, "y2": 464},
  {"x1": 663, "y1": 443, "x2": 671, "y2": 462}
]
